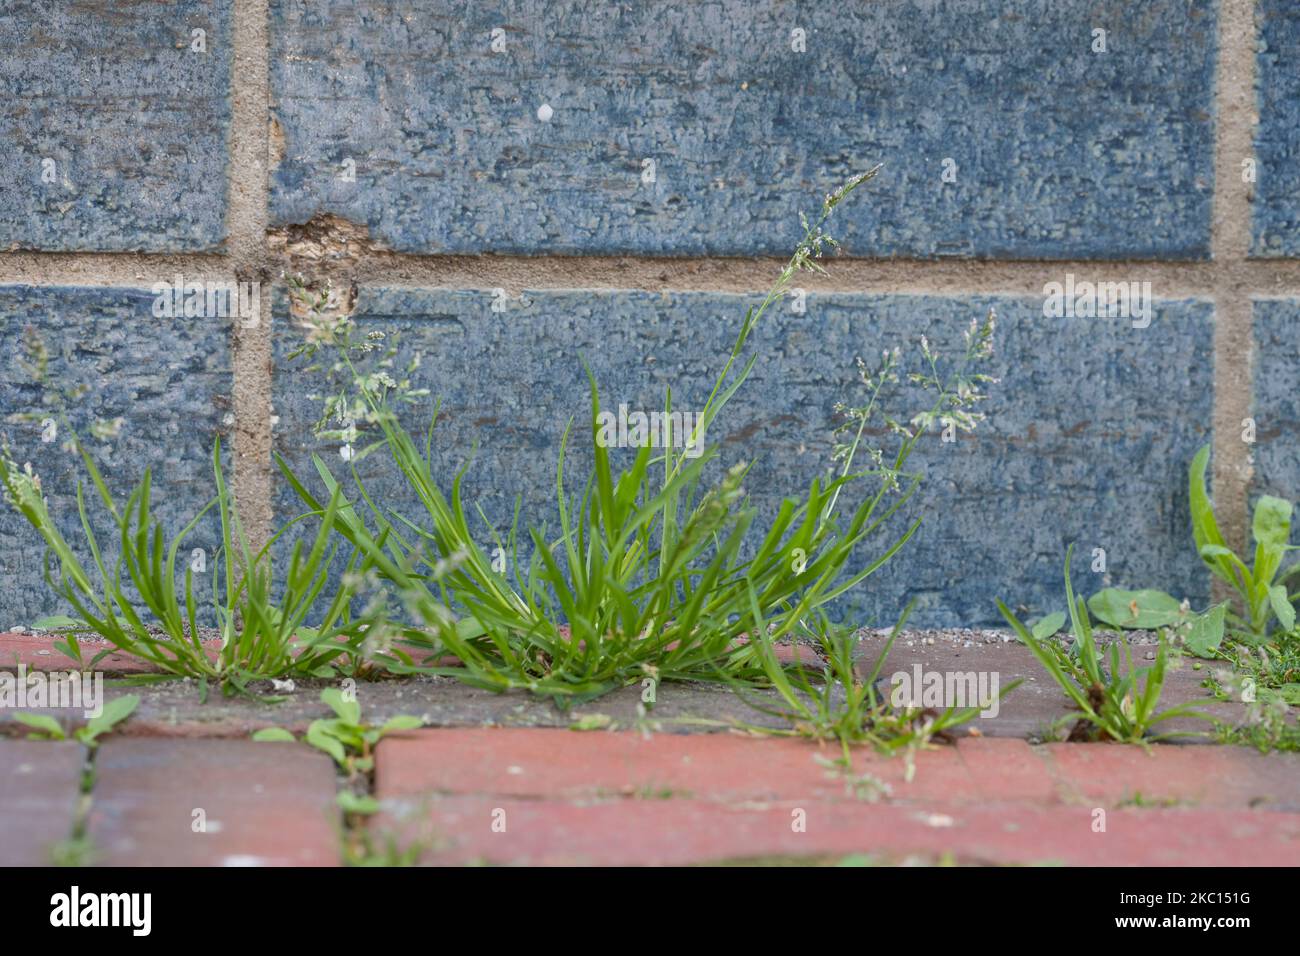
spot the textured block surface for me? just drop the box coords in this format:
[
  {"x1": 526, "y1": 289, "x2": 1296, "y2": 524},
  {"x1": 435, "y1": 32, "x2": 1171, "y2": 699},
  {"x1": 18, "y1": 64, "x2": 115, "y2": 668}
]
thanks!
[
  {"x1": 1253, "y1": 0, "x2": 1300, "y2": 257},
  {"x1": 0, "y1": 1, "x2": 231, "y2": 251},
  {"x1": 269, "y1": 0, "x2": 1216, "y2": 258},
  {"x1": 273, "y1": 288, "x2": 1213, "y2": 626},
  {"x1": 0, "y1": 741, "x2": 83, "y2": 866},
  {"x1": 1251, "y1": 299, "x2": 1300, "y2": 515},
  {"x1": 0, "y1": 287, "x2": 231, "y2": 623},
  {"x1": 89, "y1": 739, "x2": 340, "y2": 866}
]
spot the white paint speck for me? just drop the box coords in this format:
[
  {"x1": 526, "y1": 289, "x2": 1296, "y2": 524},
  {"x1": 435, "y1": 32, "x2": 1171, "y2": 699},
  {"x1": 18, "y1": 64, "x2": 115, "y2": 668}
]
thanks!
[
  {"x1": 537, "y1": 103, "x2": 553, "y2": 122},
  {"x1": 918, "y1": 813, "x2": 955, "y2": 828}
]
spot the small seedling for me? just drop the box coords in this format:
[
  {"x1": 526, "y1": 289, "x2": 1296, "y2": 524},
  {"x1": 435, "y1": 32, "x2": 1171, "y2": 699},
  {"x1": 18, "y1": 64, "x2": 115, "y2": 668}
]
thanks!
[
  {"x1": 50, "y1": 837, "x2": 96, "y2": 867},
  {"x1": 1213, "y1": 697, "x2": 1300, "y2": 753},
  {"x1": 730, "y1": 601, "x2": 1016, "y2": 778},
  {"x1": 998, "y1": 547, "x2": 1208, "y2": 745},
  {"x1": 12, "y1": 694, "x2": 139, "y2": 747},
  {"x1": 340, "y1": 814, "x2": 437, "y2": 867},
  {"x1": 252, "y1": 688, "x2": 423, "y2": 775}
]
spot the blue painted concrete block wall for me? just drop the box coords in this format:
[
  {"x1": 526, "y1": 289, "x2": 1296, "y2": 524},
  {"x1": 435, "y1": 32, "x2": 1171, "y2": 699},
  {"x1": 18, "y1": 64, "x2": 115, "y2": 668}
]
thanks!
[
  {"x1": 1253, "y1": 300, "x2": 1300, "y2": 502},
  {"x1": 1253, "y1": 0, "x2": 1300, "y2": 256},
  {"x1": 1, "y1": 0, "x2": 1298, "y2": 626},
  {"x1": 0, "y1": 1, "x2": 232, "y2": 251},
  {"x1": 269, "y1": 0, "x2": 1217, "y2": 258}
]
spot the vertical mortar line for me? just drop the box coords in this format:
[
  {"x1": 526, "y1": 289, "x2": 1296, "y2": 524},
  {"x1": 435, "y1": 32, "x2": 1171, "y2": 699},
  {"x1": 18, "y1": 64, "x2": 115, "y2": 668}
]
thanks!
[
  {"x1": 1210, "y1": 0, "x2": 1259, "y2": 557},
  {"x1": 227, "y1": 0, "x2": 273, "y2": 550}
]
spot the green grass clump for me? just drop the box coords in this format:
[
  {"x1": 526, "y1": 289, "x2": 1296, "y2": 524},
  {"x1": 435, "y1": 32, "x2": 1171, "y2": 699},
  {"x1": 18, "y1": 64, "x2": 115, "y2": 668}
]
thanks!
[
  {"x1": 735, "y1": 605, "x2": 1016, "y2": 772},
  {"x1": 280, "y1": 168, "x2": 1001, "y2": 706},
  {"x1": 0, "y1": 435, "x2": 382, "y2": 694},
  {"x1": 998, "y1": 547, "x2": 1208, "y2": 745}
]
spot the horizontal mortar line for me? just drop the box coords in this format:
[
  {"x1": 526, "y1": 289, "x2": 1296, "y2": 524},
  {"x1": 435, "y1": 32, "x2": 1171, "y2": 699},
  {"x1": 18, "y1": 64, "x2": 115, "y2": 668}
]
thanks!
[
  {"x1": 0, "y1": 253, "x2": 245, "y2": 286},
  {"x1": 3, "y1": 253, "x2": 1300, "y2": 297},
  {"x1": 346, "y1": 254, "x2": 1300, "y2": 298}
]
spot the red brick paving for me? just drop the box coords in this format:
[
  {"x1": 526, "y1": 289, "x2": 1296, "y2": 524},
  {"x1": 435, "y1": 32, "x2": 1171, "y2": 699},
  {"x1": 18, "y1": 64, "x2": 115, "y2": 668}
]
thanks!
[
  {"x1": 376, "y1": 726, "x2": 974, "y2": 803},
  {"x1": 3, "y1": 724, "x2": 1300, "y2": 866},
  {"x1": 373, "y1": 729, "x2": 1300, "y2": 866},
  {"x1": 0, "y1": 632, "x2": 223, "y2": 674},
  {"x1": 395, "y1": 796, "x2": 1300, "y2": 867},
  {"x1": 87, "y1": 739, "x2": 340, "y2": 866},
  {"x1": 5, "y1": 631, "x2": 1300, "y2": 866},
  {"x1": 1046, "y1": 742, "x2": 1300, "y2": 811},
  {"x1": 0, "y1": 740, "x2": 85, "y2": 866}
]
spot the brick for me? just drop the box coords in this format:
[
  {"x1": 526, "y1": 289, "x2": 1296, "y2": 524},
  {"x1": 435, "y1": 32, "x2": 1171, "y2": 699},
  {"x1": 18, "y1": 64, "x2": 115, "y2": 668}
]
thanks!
[
  {"x1": 89, "y1": 739, "x2": 340, "y2": 866},
  {"x1": 1252, "y1": 1, "x2": 1300, "y2": 256},
  {"x1": 389, "y1": 795, "x2": 1300, "y2": 866},
  {"x1": 0, "y1": 632, "x2": 207, "y2": 674},
  {"x1": 274, "y1": 289, "x2": 1213, "y2": 627},
  {"x1": 0, "y1": 286, "x2": 231, "y2": 625},
  {"x1": 0, "y1": 1, "x2": 231, "y2": 251},
  {"x1": 0, "y1": 740, "x2": 84, "y2": 865},
  {"x1": 955, "y1": 737, "x2": 1059, "y2": 802},
  {"x1": 375, "y1": 728, "x2": 981, "y2": 804},
  {"x1": 1044, "y1": 742, "x2": 1300, "y2": 811},
  {"x1": 1252, "y1": 299, "x2": 1300, "y2": 506},
  {"x1": 270, "y1": 0, "x2": 1215, "y2": 259}
]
